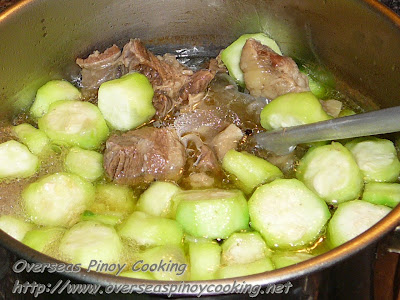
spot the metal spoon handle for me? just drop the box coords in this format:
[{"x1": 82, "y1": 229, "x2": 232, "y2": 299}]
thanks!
[{"x1": 255, "y1": 106, "x2": 400, "y2": 155}]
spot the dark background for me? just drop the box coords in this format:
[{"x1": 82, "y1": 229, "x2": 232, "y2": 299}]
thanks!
[{"x1": 382, "y1": 0, "x2": 400, "y2": 13}]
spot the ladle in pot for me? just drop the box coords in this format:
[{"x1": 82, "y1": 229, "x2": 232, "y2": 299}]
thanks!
[{"x1": 256, "y1": 106, "x2": 400, "y2": 155}]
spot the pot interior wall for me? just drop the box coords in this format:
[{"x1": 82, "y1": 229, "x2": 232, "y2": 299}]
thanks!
[{"x1": 0, "y1": 0, "x2": 400, "y2": 120}]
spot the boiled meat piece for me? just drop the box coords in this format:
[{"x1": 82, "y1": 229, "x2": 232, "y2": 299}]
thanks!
[
  {"x1": 240, "y1": 39, "x2": 309, "y2": 100},
  {"x1": 211, "y1": 124, "x2": 243, "y2": 161},
  {"x1": 121, "y1": 39, "x2": 192, "y2": 118},
  {"x1": 179, "y1": 69, "x2": 216, "y2": 103},
  {"x1": 103, "y1": 127, "x2": 186, "y2": 185},
  {"x1": 76, "y1": 44, "x2": 122, "y2": 90}
]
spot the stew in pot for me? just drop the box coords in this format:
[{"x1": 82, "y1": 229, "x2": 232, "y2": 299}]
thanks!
[{"x1": 0, "y1": 34, "x2": 397, "y2": 280}]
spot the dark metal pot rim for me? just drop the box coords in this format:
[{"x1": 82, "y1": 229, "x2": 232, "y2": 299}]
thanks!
[{"x1": 0, "y1": 0, "x2": 400, "y2": 296}]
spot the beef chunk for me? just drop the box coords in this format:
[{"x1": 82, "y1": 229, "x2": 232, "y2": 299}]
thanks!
[
  {"x1": 211, "y1": 124, "x2": 243, "y2": 161},
  {"x1": 188, "y1": 69, "x2": 215, "y2": 95},
  {"x1": 152, "y1": 91, "x2": 174, "y2": 119},
  {"x1": 195, "y1": 145, "x2": 221, "y2": 175},
  {"x1": 240, "y1": 39, "x2": 309, "y2": 100},
  {"x1": 76, "y1": 45, "x2": 122, "y2": 91},
  {"x1": 103, "y1": 127, "x2": 186, "y2": 185},
  {"x1": 208, "y1": 53, "x2": 227, "y2": 74},
  {"x1": 120, "y1": 39, "x2": 165, "y2": 85},
  {"x1": 173, "y1": 109, "x2": 228, "y2": 142},
  {"x1": 120, "y1": 39, "x2": 192, "y2": 118},
  {"x1": 77, "y1": 39, "x2": 217, "y2": 119},
  {"x1": 120, "y1": 39, "x2": 218, "y2": 118},
  {"x1": 180, "y1": 131, "x2": 224, "y2": 187},
  {"x1": 158, "y1": 53, "x2": 194, "y2": 97},
  {"x1": 179, "y1": 69, "x2": 216, "y2": 103},
  {"x1": 186, "y1": 144, "x2": 223, "y2": 189},
  {"x1": 121, "y1": 40, "x2": 192, "y2": 96},
  {"x1": 188, "y1": 172, "x2": 215, "y2": 188},
  {"x1": 77, "y1": 39, "x2": 216, "y2": 119}
]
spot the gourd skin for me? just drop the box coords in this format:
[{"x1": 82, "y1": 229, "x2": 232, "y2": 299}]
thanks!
[
  {"x1": 30, "y1": 80, "x2": 81, "y2": 119},
  {"x1": 97, "y1": 73, "x2": 155, "y2": 131},
  {"x1": 38, "y1": 100, "x2": 109, "y2": 150}
]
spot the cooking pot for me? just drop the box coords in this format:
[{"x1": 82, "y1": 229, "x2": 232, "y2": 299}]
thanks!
[{"x1": 0, "y1": 0, "x2": 400, "y2": 299}]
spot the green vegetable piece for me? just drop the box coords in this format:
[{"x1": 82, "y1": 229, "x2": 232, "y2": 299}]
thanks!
[
  {"x1": 119, "y1": 271, "x2": 154, "y2": 280},
  {"x1": 118, "y1": 211, "x2": 184, "y2": 247},
  {"x1": 136, "y1": 181, "x2": 181, "y2": 218},
  {"x1": 221, "y1": 33, "x2": 282, "y2": 86},
  {"x1": 307, "y1": 76, "x2": 327, "y2": 99},
  {"x1": 271, "y1": 252, "x2": 314, "y2": 269},
  {"x1": 59, "y1": 221, "x2": 122, "y2": 268},
  {"x1": 0, "y1": 215, "x2": 35, "y2": 241},
  {"x1": 248, "y1": 179, "x2": 330, "y2": 249},
  {"x1": 221, "y1": 232, "x2": 270, "y2": 266},
  {"x1": 90, "y1": 184, "x2": 136, "y2": 218},
  {"x1": 345, "y1": 137, "x2": 400, "y2": 183},
  {"x1": 64, "y1": 147, "x2": 104, "y2": 182},
  {"x1": 189, "y1": 240, "x2": 221, "y2": 280},
  {"x1": 0, "y1": 140, "x2": 39, "y2": 179},
  {"x1": 222, "y1": 149, "x2": 283, "y2": 194},
  {"x1": 22, "y1": 172, "x2": 95, "y2": 227},
  {"x1": 260, "y1": 92, "x2": 331, "y2": 130},
  {"x1": 306, "y1": 141, "x2": 330, "y2": 148},
  {"x1": 216, "y1": 258, "x2": 274, "y2": 279},
  {"x1": 298, "y1": 62, "x2": 336, "y2": 89},
  {"x1": 184, "y1": 235, "x2": 212, "y2": 246},
  {"x1": 362, "y1": 182, "x2": 400, "y2": 208},
  {"x1": 298, "y1": 63, "x2": 333, "y2": 99},
  {"x1": 81, "y1": 210, "x2": 121, "y2": 226},
  {"x1": 296, "y1": 142, "x2": 363, "y2": 204},
  {"x1": 38, "y1": 100, "x2": 109, "y2": 150},
  {"x1": 30, "y1": 80, "x2": 81, "y2": 119},
  {"x1": 138, "y1": 245, "x2": 189, "y2": 281},
  {"x1": 98, "y1": 73, "x2": 155, "y2": 131},
  {"x1": 22, "y1": 227, "x2": 65, "y2": 253},
  {"x1": 327, "y1": 200, "x2": 391, "y2": 248},
  {"x1": 338, "y1": 109, "x2": 356, "y2": 117},
  {"x1": 13, "y1": 123, "x2": 50, "y2": 155},
  {"x1": 175, "y1": 189, "x2": 249, "y2": 239}
]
